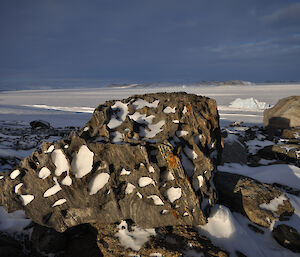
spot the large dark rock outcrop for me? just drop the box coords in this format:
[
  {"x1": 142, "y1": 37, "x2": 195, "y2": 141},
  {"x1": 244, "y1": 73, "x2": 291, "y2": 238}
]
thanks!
[{"x1": 0, "y1": 92, "x2": 222, "y2": 232}]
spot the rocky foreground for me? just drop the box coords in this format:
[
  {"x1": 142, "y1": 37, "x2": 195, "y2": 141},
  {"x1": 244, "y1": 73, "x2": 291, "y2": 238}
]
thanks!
[{"x1": 0, "y1": 93, "x2": 299, "y2": 257}]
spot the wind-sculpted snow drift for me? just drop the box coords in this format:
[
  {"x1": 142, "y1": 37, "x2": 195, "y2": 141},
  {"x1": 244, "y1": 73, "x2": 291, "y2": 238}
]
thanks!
[{"x1": 0, "y1": 92, "x2": 223, "y2": 232}]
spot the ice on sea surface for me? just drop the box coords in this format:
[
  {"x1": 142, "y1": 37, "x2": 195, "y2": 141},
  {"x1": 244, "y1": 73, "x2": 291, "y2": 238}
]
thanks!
[{"x1": 229, "y1": 97, "x2": 270, "y2": 110}]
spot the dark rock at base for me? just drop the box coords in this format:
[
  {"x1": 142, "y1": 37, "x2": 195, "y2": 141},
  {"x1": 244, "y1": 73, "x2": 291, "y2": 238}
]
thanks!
[
  {"x1": 62, "y1": 224, "x2": 102, "y2": 257},
  {"x1": 31, "y1": 224, "x2": 67, "y2": 254},
  {"x1": 0, "y1": 232, "x2": 27, "y2": 257},
  {"x1": 214, "y1": 172, "x2": 294, "y2": 227},
  {"x1": 264, "y1": 96, "x2": 300, "y2": 129},
  {"x1": 95, "y1": 223, "x2": 228, "y2": 257},
  {"x1": 30, "y1": 224, "x2": 102, "y2": 257},
  {"x1": 272, "y1": 224, "x2": 300, "y2": 253},
  {"x1": 30, "y1": 120, "x2": 51, "y2": 129}
]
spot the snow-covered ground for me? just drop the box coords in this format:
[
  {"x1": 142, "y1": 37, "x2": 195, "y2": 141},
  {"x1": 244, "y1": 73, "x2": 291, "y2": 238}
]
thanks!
[
  {"x1": 0, "y1": 83, "x2": 299, "y2": 257},
  {"x1": 0, "y1": 83, "x2": 299, "y2": 127}
]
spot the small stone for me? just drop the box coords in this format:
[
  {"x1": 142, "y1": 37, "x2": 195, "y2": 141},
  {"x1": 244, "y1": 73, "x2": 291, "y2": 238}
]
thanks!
[{"x1": 272, "y1": 224, "x2": 300, "y2": 253}]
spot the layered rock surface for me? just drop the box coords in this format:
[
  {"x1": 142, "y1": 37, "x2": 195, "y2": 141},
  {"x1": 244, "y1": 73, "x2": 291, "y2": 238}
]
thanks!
[
  {"x1": 0, "y1": 92, "x2": 222, "y2": 232},
  {"x1": 214, "y1": 172, "x2": 294, "y2": 227}
]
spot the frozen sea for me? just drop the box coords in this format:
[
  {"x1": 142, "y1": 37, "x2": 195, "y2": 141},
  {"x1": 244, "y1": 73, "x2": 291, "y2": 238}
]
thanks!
[{"x1": 0, "y1": 83, "x2": 299, "y2": 127}]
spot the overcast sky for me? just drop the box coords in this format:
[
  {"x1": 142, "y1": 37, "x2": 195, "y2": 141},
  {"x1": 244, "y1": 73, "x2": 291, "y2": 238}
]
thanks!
[{"x1": 1, "y1": 0, "x2": 300, "y2": 88}]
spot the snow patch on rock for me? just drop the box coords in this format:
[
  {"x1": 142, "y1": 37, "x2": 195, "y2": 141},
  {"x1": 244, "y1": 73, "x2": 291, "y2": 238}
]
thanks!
[
  {"x1": 38, "y1": 167, "x2": 51, "y2": 179},
  {"x1": 147, "y1": 195, "x2": 164, "y2": 205},
  {"x1": 107, "y1": 101, "x2": 129, "y2": 129},
  {"x1": 19, "y1": 195, "x2": 34, "y2": 206},
  {"x1": 259, "y1": 194, "x2": 288, "y2": 213},
  {"x1": 51, "y1": 149, "x2": 69, "y2": 176},
  {"x1": 166, "y1": 187, "x2": 182, "y2": 203},
  {"x1": 120, "y1": 168, "x2": 131, "y2": 175},
  {"x1": 10, "y1": 169, "x2": 20, "y2": 180},
  {"x1": 88, "y1": 173, "x2": 110, "y2": 195},
  {"x1": 43, "y1": 177, "x2": 62, "y2": 197},
  {"x1": 138, "y1": 177, "x2": 155, "y2": 187},
  {"x1": 71, "y1": 145, "x2": 94, "y2": 178},
  {"x1": 125, "y1": 183, "x2": 136, "y2": 194},
  {"x1": 163, "y1": 106, "x2": 176, "y2": 114},
  {"x1": 116, "y1": 220, "x2": 156, "y2": 251},
  {"x1": 52, "y1": 198, "x2": 67, "y2": 207},
  {"x1": 132, "y1": 99, "x2": 159, "y2": 109}
]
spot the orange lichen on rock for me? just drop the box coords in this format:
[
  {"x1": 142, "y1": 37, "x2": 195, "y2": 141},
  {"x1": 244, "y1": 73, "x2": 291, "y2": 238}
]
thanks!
[
  {"x1": 167, "y1": 153, "x2": 180, "y2": 169},
  {"x1": 186, "y1": 104, "x2": 192, "y2": 112},
  {"x1": 170, "y1": 209, "x2": 180, "y2": 219}
]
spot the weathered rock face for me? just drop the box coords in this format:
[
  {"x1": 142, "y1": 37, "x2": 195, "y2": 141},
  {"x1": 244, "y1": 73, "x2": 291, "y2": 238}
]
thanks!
[
  {"x1": 214, "y1": 172, "x2": 294, "y2": 227},
  {"x1": 0, "y1": 92, "x2": 222, "y2": 232},
  {"x1": 264, "y1": 96, "x2": 300, "y2": 128}
]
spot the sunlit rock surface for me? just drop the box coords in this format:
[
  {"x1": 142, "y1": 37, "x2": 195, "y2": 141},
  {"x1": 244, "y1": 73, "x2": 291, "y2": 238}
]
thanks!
[{"x1": 0, "y1": 92, "x2": 222, "y2": 232}]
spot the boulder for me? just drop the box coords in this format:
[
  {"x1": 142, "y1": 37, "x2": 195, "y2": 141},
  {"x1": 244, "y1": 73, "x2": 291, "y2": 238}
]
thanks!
[
  {"x1": 272, "y1": 224, "x2": 300, "y2": 253},
  {"x1": 264, "y1": 96, "x2": 300, "y2": 129},
  {"x1": 214, "y1": 172, "x2": 294, "y2": 227},
  {"x1": 258, "y1": 144, "x2": 300, "y2": 163},
  {"x1": 30, "y1": 120, "x2": 51, "y2": 129},
  {"x1": 282, "y1": 128, "x2": 300, "y2": 140},
  {"x1": 221, "y1": 133, "x2": 247, "y2": 164},
  {"x1": 0, "y1": 92, "x2": 223, "y2": 232}
]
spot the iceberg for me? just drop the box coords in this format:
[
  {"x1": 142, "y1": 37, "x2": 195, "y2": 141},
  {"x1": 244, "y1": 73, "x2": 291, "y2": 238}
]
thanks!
[{"x1": 229, "y1": 97, "x2": 270, "y2": 110}]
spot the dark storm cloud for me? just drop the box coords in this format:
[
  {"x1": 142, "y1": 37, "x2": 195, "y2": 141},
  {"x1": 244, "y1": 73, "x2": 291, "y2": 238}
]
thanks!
[{"x1": 0, "y1": 0, "x2": 299, "y2": 86}]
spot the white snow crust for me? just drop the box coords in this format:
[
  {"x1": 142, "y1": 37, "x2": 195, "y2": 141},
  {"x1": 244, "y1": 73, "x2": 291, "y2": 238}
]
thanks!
[
  {"x1": 163, "y1": 106, "x2": 176, "y2": 114},
  {"x1": 132, "y1": 99, "x2": 159, "y2": 109},
  {"x1": 148, "y1": 165, "x2": 155, "y2": 173},
  {"x1": 138, "y1": 177, "x2": 155, "y2": 187},
  {"x1": 125, "y1": 183, "x2": 136, "y2": 194},
  {"x1": 38, "y1": 167, "x2": 51, "y2": 179},
  {"x1": 43, "y1": 177, "x2": 62, "y2": 197},
  {"x1": 219, "y1": 163, "x2": 300, "y2": 190},
  {"x1": 259, "y1": 194, "x2": 288, "y2": 212},
  {"x1": 19, "y1": 195, "x2": 34, "y2": 206},
  {"x1": 192, "y1": 175, "x2": 204, "y2": 191},
  {"x1": 166, "y1": 187, "x2": 182, "y2": 203},
  {"x1": 14, "y1": 183, "x2": 23, "y2": 194},
  {"x1": 45, "y1": 145, "x2": 55, "y2": 153},
  {"x1": 51, "y1": 149, "x2": 69, "y2": 176},
  {"x1": 116, "y1": 220, "x2": 156, "y2": 251},
  {"x1": 120, "y1": 168, "x2": 131, "y2": 175},
  {"x1": 52, "y1": 198, "x2": 67, "y2": 207},
  {"x1": 61, "y1": 175, "x2": 72, "y2": 186},
  {"x1": 71, "y1": 145, "x2": 94, "y2": 178},
  {"x1": 88, "y1": 172, "x2": 110, "y2": 195},
  {"x1": 107, "y1": 101, "x2": 129, "y2": 129},
  {"x1": 176, "y1": 130, "x2": 188, "y2": 137},
  {"x1": 147, "y1": 195, "x2": 164, "y2": 205},
  {"x1": 10, "y1": 169, "x2": 20, "y2": 179}
]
